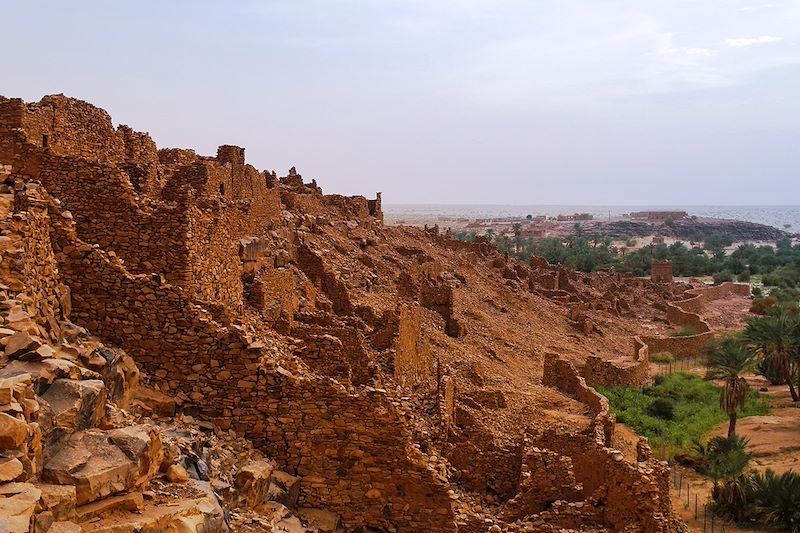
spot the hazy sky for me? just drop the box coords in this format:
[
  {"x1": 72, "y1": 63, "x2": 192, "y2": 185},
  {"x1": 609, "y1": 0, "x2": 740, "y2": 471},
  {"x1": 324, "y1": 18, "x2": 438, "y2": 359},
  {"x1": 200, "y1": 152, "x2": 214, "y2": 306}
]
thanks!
[{"x1": 3, "y1": 1, "x2": 798, "y2": 205}]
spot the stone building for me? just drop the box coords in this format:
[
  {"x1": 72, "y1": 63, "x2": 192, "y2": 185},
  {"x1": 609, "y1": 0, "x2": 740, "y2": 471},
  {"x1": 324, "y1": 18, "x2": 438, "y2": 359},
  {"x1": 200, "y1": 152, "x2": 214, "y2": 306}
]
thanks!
[{"x1": 651, "y1": 260, "x2": 674, "y2": 283}]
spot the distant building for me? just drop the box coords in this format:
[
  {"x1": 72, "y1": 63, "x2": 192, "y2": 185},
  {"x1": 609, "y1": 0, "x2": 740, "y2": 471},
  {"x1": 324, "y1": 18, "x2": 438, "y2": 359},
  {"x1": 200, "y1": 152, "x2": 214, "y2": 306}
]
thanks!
[{"x1": 651, "y1": 236, "x2": 665, "y2": 244}]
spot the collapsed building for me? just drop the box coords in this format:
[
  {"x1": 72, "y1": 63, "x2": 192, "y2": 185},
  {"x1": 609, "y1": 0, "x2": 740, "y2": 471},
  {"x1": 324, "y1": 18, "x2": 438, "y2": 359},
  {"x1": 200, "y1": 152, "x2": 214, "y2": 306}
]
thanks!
[{"x1": 0, "y1": 95, "x2": 692, "y2": 532}]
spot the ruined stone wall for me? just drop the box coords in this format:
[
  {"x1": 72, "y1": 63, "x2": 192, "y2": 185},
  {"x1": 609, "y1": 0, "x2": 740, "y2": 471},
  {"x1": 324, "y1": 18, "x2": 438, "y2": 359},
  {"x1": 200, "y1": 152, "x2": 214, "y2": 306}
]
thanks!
[
  {"x1": 500, "y1": 447, "x2": 583, "y2": 521},
  {"x1": 0, "y1": 128, "x2": 192, "y2": 284},
  {"x1": 651, "y1": 260, "x2": 673, "y2": 284},
  {"x1": 440, "y1": 374, "x2": 456, "y2": 428},
  {"x1": 644, "y1": 332, "x2": 716, "y2": 360},
  {"x1": 581, "y1": 337, "x2": 652, "y2": 388},
  {"x1": 297, "y1": 244, "x2": 353, "y2": 315},
  {"x1": 367, "y1": 192, "x2": 382, "y2": 222},
  {"x1": 445, "y1": 413, "x2": 524, "y2": 501},
  {"x1": 281, "y1": 189, "x2": 327, "y2": 216},
  {"x1": 118, "y1": 125, "x2": 161, "y2": 196},
  {"x1": 419, "y1": 271, "x2": 463, "y2": 338},
  {"x1": 246, "y1": 266, "x2": 299, "y2": 322},
  {"x1": 644, "y1": 282, "x2": 750, "y2": 359},
  {"x1": 37, "y1": 189, "x2": 453, "y2": 530},
  {"x1": 542, "y1": 356, "x2": 613, "y2": 446},
  {"x1": 0, "y1": 97, "x2": 286, "y2": 314},
  {"x1": 157, "y1": 148, "x2": 198, "y2": 177},
  {"x1": 322, "y1": 194, "x2": 370, "y2": 220},
  {"x1": 186, "y1": 203, "x2": 243, "y2": 310},
  {"x1": 392, "y1": 301, "x2": 435, "y2": 389},
  {"x1": 0, "y1": 95, "x2": 125, "y2": 162},
  {"x1": 2, "y1": 179, "x2": 70, "y2": 336},
  {"x1": 290, "y1": 322, "x2": 376, "y2": 386},
  {"x1": 528, "y1": 431, "x2": 674, "y2": 532},
  {"x1": 290, "y1": 331, "x2": 353, "y2": 385}
]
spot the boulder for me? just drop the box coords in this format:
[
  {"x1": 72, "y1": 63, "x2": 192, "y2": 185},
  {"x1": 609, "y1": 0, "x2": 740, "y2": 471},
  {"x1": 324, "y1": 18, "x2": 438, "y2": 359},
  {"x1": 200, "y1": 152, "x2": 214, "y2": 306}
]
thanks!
[
  {"x1": 0, "y1": 412, "x2": 28, "y2": 448},
  {"x1": 48, "y1": 522, "x2": 81, "y2": 533},
  {"x1": 76, "y1": 491, "x2": 144, "y2": 520},
  {"x1": 40, "y1": 379, "x2": 106, "y2": 430},
  {"x1": 267, "y1": 470, "x2": 301, "y2": 509},
  {"x1": 0, "y1": 456, "x2": 24, "y2": 482},
  {"x1": 166, "y1": 464, "x2": 189, "y2": 484},
  {"x1": 132, "y1": 387, "x2": 175, "y2": 418},
  {"x1": 0, "y1": 377, "x2": 13, "y2": 404},
  {"x1": 296, "y1": 508, "x2": 341, "y2": 532},
  {"x1": 0, "y1": 360, "x2": 81, "y2": 395},
  {"x1": 0, "y1": 373, "x2": 32, "y2": 405},
  {"x1": 34, "y1": 483, "x2": 77, "y2": 520},
  {"x1": 98, "y1": 349, "x2": 139, "y2": 408},
  {"x1": 0, "y1": 482, "x2": 41, "y2": 533},
  {"x1": 34, "y1": 509, "x2": 55, "y2": 532},
  {"x1": 43, "y1": 430, "x2": 134, "y2": 505},
  {"x1": 4, "y1": 331, "x2": 41, "y2": 359},
  {"x1": 108, "y1": 425, "x2": 163, "y2": 487},
  {"x1": 234, "y1": 460, "x2": 273, "y2": 508}
]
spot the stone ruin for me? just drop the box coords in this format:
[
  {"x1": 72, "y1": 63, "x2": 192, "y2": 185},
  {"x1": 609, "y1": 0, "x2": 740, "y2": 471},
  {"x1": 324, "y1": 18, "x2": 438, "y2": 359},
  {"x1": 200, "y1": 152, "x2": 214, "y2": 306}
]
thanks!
[
  {"x1": 651, "y1": 260, "x2": 674, "y2": 284},
  {"x1": 0, "y1": 94, "x2": 689, "y2": 532}
]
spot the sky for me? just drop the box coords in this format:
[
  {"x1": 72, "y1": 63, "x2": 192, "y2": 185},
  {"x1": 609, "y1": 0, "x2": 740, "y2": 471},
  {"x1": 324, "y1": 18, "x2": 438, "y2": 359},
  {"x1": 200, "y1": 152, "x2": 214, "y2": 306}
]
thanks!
[{"x1": 2, "y1": 0, "x2": 799, "y2": 205}]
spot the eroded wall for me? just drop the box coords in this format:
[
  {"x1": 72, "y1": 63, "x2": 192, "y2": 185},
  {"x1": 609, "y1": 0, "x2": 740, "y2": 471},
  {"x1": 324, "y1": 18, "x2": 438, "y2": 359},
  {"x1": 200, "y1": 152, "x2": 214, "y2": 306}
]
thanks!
[{"x1": 33, "y1": 184, "x2": 453, "y2": 530}]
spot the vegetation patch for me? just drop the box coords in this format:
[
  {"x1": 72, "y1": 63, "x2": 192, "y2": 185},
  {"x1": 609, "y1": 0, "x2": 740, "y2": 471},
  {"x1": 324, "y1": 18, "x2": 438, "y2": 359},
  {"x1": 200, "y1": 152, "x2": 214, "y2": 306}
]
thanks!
[
  {"x1": 669, "y1": 326, "x2": 698, "y2": 337},
  {"x1": 650, "y1": 351, "x2": 674, "y2": 364},
  {"x1": 598, "y1": 373, "x2": 770, "y2": 454}
]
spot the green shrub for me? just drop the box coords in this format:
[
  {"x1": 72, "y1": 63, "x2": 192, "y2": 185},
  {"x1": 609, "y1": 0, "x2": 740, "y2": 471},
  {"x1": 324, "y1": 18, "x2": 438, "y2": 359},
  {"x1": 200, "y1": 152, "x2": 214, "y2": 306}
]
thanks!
[
  {"x1": 647, "y1": 398, "x2": 675, "y2": 420},
  {"x1": 756, "y1": 357, "x2": 784, "y2": 386},
  {"x1": 702, "y1": 435, "x2": 751, "y2": 479},
  {"x1": 713, "y1": 270, "x2": 734, "y2": 285},
  {"x1": 670, "y1": 326, "x2": 698, "y2": 337},
  {"x1": 746, "y1": 469, "x2": 800, "y2": 531},
  {"x1": 651, "y1": 351, "x2": 674, "y2": 364},
  {"x1": 750, "y1": 296, "x2": 779, "y2": 315}
]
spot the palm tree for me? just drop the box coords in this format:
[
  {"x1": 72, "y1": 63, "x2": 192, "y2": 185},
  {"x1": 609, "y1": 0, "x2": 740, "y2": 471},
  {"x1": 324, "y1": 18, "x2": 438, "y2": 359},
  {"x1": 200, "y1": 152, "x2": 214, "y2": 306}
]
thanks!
[
  {"x1": 742, "y1": 308, "x2": 800, "y2": 402},
  {"x1": 704, "y1": 337, "x2": 758, "y2": 437},
  {"x1": 704, "y1": 435, "x2": 753, "y2": 522},
  {"x1": 511, "y1": 222, "x2": 522, "y2": 253}
]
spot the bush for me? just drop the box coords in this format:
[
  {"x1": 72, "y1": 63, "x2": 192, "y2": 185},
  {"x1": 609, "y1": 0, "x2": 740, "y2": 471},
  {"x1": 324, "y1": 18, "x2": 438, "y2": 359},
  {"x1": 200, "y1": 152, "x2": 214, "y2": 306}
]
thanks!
[
  {"x1": 757, "y1": 357, "x2": 784, "y2": 386},
  {"x1": 738, "y1": 271, "x2": 751, "y2": 282},
  {"x1": 750, "y1": 296, "x2": 779, "y2": 315},
  {"x1": 701, "y1": 435, "x2": 751, "y2": 479},
  {"x1": 713, "y1": 270, "x2": 734, "y2": 285},
  {"x1": 651, "y1": 351, "x2": 674, "y2": 364},
  {"x1": 705, "y1": 436, "x2": 753, "y2": 522},
  {"x1": 746, "y1": 470, "x2": 800, "y2": 531},
  {"x1": 647, "y1": 398, "x2": 675, "y2": 420},
  {"x1": 670, "y1": 326, "x2": 698, "y2": 337},
  {"x1": 752, "y1": 286, "x2": 763, "y2": 298}
]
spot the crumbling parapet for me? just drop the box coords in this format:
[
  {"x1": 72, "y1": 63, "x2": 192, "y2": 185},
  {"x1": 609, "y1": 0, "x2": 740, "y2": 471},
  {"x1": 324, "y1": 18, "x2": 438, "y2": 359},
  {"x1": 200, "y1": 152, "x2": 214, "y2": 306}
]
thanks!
[{"x1": 581, "y1": 337, "x2": 652, "y2": 388}]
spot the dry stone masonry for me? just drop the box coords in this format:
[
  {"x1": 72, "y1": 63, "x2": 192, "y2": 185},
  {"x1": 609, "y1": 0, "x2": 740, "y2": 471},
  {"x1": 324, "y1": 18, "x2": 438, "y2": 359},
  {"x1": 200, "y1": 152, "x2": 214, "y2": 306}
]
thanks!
[{"x1": 0, "y1": 94, "x2": 691, "y2": 532}]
